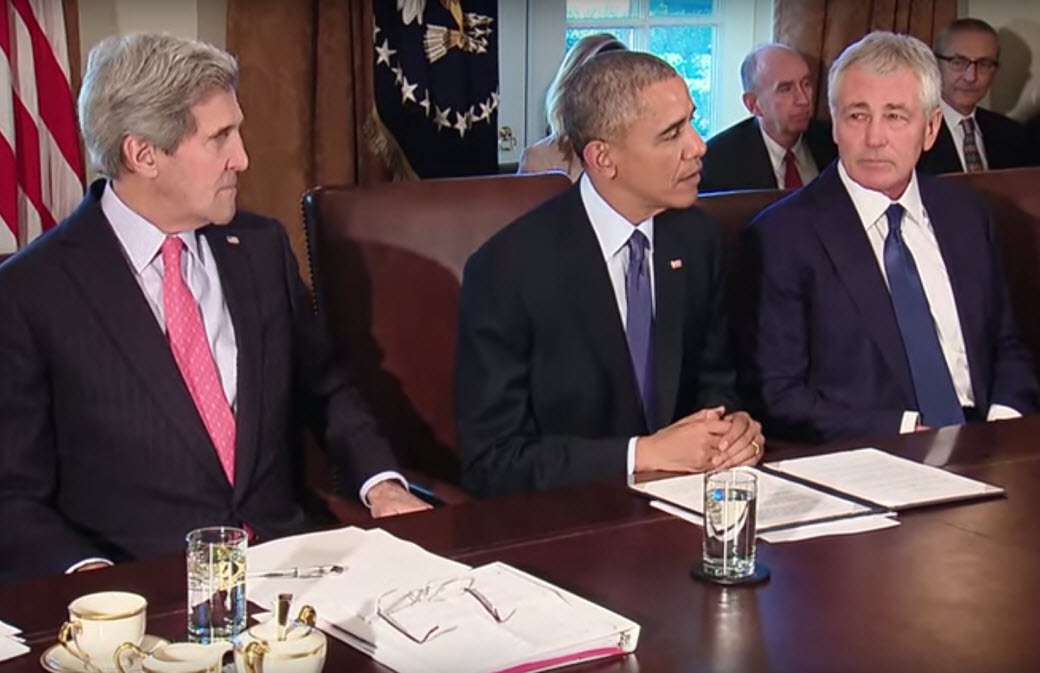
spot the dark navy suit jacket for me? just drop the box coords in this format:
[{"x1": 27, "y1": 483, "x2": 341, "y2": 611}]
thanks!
[
  {"x1": 0, "y1": 181, "x2": 398, "y2": 581},
  {"x1": 742, "y1": 163, "x2": 1038, "y2": 443}
]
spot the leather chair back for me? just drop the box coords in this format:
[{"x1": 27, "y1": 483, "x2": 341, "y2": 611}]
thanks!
[{"x1": 303, "y1": 173, "x2": 571, "y2": 482}]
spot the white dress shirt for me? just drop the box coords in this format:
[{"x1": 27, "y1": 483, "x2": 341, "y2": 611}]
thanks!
[
  {"x1": 940, "y1": 99, "x2": 989, "y2": 171},
  {"x1": 579, "y1": 175, "x2": 655, "y2": 475},
  {"x1": 836, "y1": 162, "x2": 1018, "y2": 432},
  {"x1": 759, "y1": 121, "x2": 820, "y2": 188}
]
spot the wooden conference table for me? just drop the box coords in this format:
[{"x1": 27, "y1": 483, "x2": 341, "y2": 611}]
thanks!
[{"x1": 3, "y1": 416, "x2": 1039, "y2": 673}]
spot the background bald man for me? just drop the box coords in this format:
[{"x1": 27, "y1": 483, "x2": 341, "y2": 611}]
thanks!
[
  {"x1": 919, "y1": 18, "x2": 1039, "y2": 174},
  {"x1": 700, "y1": 43, "x2": 837, "y2": 193}
]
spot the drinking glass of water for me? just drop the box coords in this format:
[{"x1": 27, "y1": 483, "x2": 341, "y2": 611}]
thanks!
[
  {"x1": 702, "y1": 470, "x2": 758, "y2": 580},
  {"x1": 186, "y1": 526, "x2": 247, "y2": 642}
]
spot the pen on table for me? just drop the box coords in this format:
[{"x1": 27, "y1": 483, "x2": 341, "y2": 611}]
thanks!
[{"x1": 247, "y1": 564, "x2": 346, "y2": 579}]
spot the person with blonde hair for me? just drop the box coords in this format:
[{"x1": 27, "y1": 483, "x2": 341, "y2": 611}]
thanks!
[{"x1": 518, "y1": 33, "x2": 626, "y2": 181}]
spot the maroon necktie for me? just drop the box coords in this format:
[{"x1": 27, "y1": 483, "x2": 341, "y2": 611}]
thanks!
[{"x1": 783, "y1": 151, "x2": 803, "y2": 189}]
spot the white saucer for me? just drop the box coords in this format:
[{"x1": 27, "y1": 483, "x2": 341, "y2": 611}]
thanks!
[{"x1": 40, "y1": 635, "x2": 169, "y2": 673}]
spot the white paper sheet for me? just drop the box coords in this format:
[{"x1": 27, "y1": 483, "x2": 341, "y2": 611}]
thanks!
[
  {"x1": 0, "y1": 636, "x2": 28, "y2": 663},
  {"x1": 0, "y1": 621, "x2": 19, "y2": 638},
  {"x1": 767, "y1": 448, "x2": 1004, "y2": 510},
  {"x1": 633, "y1": 468, "x2": 872, "y2": 530},
  {"x1": 650, "y1": 499, "x2": 900, "y2": 543},
  {"x1": 758, "y1": 513, "x2": 900, "y2": 543}
]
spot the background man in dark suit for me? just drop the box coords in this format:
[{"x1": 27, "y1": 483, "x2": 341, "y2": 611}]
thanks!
[
  {"x1": 0, "y1": 34, "x2": 428, "y2": 582},
  {"x1": 745, "y1": 31, "x2": 1037, "y2": 444},
  {"x1": 700, "y1": 44, "x2": 837, "y2": 193},
  {"x1": 457, "y1": 51, "x2": 764, "y2": 498},
  {"x1": 919, "y1": 18, "x2": 1038, "y2": 174}
]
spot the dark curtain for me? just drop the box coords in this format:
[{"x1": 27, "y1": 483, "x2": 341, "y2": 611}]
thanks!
[
  {"x1": 774, "y1": 0, "x2": 958, "y2": 119},
  {"x1": 226, "y1": 0, "x2": 391, "y2": 282}
]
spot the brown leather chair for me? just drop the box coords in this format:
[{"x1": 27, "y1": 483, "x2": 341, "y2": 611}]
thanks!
[{"x1": 301, "y1": 173, "x2": 572, "y2": 506}]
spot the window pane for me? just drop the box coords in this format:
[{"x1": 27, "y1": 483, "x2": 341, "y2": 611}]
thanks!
[
  {"x1": 566, "y1": 0, "x2": 635, "y2": 20},
  {"x1": 565, "y1": 27, "x2": 634, "y2": 53},
  {"x1": 649, "y1": 0, "x2": 714, "y2": 16},
  {"x1": 649, "y1": 26, "x2": 715, "y2": 137}
]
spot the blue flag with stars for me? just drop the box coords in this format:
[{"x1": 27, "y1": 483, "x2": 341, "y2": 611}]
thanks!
[{"x1": 373, "y1": 0, "x2": 499, "y2": 178}]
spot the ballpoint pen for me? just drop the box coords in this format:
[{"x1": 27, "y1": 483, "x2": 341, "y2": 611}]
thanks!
[{"x1": 247, "y1": 564, "x2": 346, "y2": 579}]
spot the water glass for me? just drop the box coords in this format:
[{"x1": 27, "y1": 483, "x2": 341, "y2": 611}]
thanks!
[
  {"x1": 702, "y1": 470, "x2": 758, "y2": 579},
  {"x1": 186, "y1": 526, "x2": 247, "y2": 642}
]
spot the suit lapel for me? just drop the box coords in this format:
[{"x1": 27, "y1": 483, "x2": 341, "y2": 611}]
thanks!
[
  {"x1": 203, "y1": 226, "x2": 264, "y2": 504},
  {"x1": 556, "y1": 188, "x2": 647, "y2": 430},
  {"x1": 809, "y1": 167, "x2": 916, "y2": 405},
  {"x1": 57, "y1": 190, "x2": 229, "y2": 488},
  {"x1": 918, "y1": 179, "x2": 987, "y2": 408},
  {"x1": 746, "y1": 121, "x2": 781, "y2": 189},
  {"x1": 651, "y1": 214, "x2": 686, "y2": 428}
]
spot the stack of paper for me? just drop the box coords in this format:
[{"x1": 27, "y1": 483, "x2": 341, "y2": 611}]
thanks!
[
  {"x1": 766, "y1": 447, "x2": 1004, "y2": 509},
  {"x1": 0, "y1": 620, "x2": 28, "y2": 663},
  {"x1": 247, "y1": 528, "x2": 639, "y2": 673}
]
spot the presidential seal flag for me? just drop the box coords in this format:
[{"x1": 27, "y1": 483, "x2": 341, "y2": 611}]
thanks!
[
  {"x1": 0, "y1": 0, "x2": 84, "y2": 254},
  {"x1": 372, "y1": 0, "x2": 498, "y2": 178}
]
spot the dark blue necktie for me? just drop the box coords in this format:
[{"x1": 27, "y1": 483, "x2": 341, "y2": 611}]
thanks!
[
  {"x1": 625, "y1": 230, "x2": 657, "y2": 430},
  {"x1": 883, "y1": 203, "x2": 964, "y2": 427}
]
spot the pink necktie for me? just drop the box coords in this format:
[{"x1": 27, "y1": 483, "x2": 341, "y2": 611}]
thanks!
[{"x1": 162, "y1": 237, "x2": 236, "y2": 484}]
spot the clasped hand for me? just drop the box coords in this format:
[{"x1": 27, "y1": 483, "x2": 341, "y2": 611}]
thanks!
[{"x1": 634, "y1": 406, "x2": 764, "y2": 473}]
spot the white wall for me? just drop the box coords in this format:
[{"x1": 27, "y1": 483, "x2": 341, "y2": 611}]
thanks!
[
  {"x1": 964, "y1": 0, "x2": 1040, "y2": 121},
  {"x1": 78, "y1": 0, "x2": 226, "y2": 72}
]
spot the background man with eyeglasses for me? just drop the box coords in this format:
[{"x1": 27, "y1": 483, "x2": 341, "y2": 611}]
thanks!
[{"x1": 919, "y1": 18, "x2": 1039, "y2": 175}]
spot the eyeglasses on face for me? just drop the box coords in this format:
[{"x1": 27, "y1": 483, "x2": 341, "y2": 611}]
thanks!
[{"x1": 935, "y1": 54, "x2": 999, "y2": 74}]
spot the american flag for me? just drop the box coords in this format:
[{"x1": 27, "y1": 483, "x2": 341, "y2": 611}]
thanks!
[{"x1": 1, "y1": 0, "x2": 84, "y2": 254}]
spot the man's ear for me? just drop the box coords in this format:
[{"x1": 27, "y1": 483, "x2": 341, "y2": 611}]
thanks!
[
  {"x1": 742, "y1": 91, "x2": 759, "y2": 116},
  {"x1": 582, "y1": 140, "x2": 617, "y2": 179},
  {"x1": 922, "y1": 106, "x2": 943, "y2": 152},
  {"x1": 121, "y1": 135, "x2": 160, "y2": 178}
]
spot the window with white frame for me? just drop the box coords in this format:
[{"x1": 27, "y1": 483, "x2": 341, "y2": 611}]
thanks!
[
  {"x1": 498, "y1": 0, "x2": 773, "y2": 167},
  {"x1": 565, "y1": 0, "x2": 719, "y2": 137}
]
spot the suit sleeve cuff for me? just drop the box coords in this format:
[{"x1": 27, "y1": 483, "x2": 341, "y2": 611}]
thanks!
[
  {"x1": 66, "y1": 557, "x2": 113, "y2": 574},
  {"x1": 358, "y1": 471, "x2": 409, "y2": 507},
  {"x1": 987, "y1": 404, "x2": 1022, "y2": 421},
  {"x1": 900, "y1": 411, "x2": 920, "y2": 434},
  {"x1": 626, "y1": 437, "x2": 639, "y2": 476}
]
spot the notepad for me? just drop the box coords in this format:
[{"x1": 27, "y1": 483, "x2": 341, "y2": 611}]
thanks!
[
  {"x1": 766, "y1": 447, "x2": 1004, "y2": 510},
  {"x1": 0, "y1": 621, "x2": 28, "y2": 663}
]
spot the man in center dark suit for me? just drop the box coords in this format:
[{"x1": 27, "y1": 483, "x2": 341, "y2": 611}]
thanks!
[
  {"x1": 456, "y1": 51, "x2": 764, "y2": 498},
  {"x1": 700, "y1": 44, "x2": 837, "y2": 193},
  {"x1": 0, "y1": 34, "x2": 428, "y2": 582},
  {"x1": 918, "y1": 18, "x2": 1039, "y2": 174},
  {"x1": 744, "y1": 31, "x2": 1038, "y2": 444}
]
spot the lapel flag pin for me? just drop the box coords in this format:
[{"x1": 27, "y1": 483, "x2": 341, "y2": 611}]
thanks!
[
  {"x1": 670, "y1": 259, "x2": 683, "y2": 270},
  {"x1": 226, "y1": 235, "x2": 240, "y2": 245}
]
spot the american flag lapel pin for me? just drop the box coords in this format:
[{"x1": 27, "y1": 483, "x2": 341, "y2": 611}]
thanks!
[
  {"x1": 670, "y1": 258, "x2": 683, "y2": 270},
  {"x1": 226, "y1": 235, "x2": 240, "y2": 245}
]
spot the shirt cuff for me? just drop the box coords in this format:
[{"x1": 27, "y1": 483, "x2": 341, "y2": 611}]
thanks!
[
  {"x1": 358, "y1": 471, "x2": 409, "y2": 508},
  {"x1": 899, "y1": 411, "x2": 920, "y2": 434},
  {"x1": 986, "y1": 404, "x2": 1022, "y2": 421},
  {"x1": 65, "y1": 557, "x2": 113, "y2": 574},
  {"x1": 626, "y1": 437, "x2": 639, "y2": 475}
]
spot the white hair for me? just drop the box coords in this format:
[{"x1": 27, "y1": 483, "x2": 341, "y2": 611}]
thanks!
[
  {"x1": 78, "y1": 33, "x2": 239, "y2": 178},
  {"x1": 828, "y1": 31, "x2": 941, "y2": 117}
]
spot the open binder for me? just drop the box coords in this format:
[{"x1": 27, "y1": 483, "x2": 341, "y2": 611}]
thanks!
[
  {"x1": 631, "y1": 447, "x2": 1004, "y2": 533},
  {"x1": 247, "y1": 528, "x2": 639, "y2": 673}
]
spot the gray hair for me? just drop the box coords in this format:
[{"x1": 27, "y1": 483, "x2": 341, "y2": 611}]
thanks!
[
  {"x1": 740, "y1": 43, "x2": 803, "y2": 93},
  {"x1": 546, "y1": 33, "x2": 627, "y2": 139},
  {"x1": 78, "y1": 33, "x2": 239, "y2": 178},
  {"x1": 828, "y1": 31, "x2": 941, "y2": 117},
  {"x1": 935, "y1": 18, "x2": 999, "y2": 55},
  {"x1": 561, "y1": 50, "x2": 680, "y2": 161}
]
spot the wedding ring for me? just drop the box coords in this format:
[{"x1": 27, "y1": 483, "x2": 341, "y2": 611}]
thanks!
[{"x1": 751, "y1": 440, "x2": 761, "y2": 455}]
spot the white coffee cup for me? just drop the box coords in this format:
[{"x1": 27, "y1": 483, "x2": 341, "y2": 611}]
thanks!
[{"x1": 59, "y1": 591, "x2": 147, "y2": 671}]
